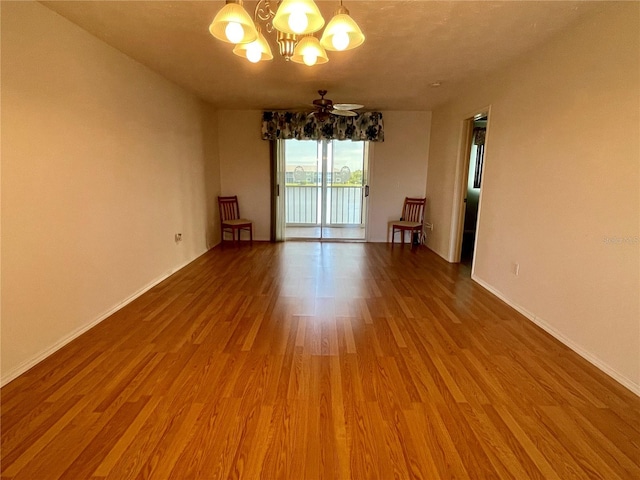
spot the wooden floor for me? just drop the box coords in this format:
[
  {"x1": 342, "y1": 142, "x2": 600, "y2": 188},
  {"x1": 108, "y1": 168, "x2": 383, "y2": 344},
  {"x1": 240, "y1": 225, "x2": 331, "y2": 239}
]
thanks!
[{"x1": 2, "y1": 242, "x2": 639, "y2": 479}]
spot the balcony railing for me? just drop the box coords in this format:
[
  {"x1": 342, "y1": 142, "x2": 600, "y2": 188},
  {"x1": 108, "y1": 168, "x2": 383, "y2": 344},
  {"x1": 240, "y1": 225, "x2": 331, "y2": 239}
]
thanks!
[{"x1": 285, "y1": 185, "x2": 364, "y2": 225}]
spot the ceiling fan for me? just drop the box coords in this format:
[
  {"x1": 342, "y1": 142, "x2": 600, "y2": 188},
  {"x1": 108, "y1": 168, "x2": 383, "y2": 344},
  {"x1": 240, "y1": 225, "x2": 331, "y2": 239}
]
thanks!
[{"x1": 308, "y1": 90, "x2": 363, "y2": 122}]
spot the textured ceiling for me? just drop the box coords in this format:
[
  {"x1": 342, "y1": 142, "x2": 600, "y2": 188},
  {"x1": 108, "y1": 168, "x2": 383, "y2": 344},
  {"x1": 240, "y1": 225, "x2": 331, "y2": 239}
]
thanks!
[{"x1": 41, "y1": 1, "x2": 604, "y2": 111}]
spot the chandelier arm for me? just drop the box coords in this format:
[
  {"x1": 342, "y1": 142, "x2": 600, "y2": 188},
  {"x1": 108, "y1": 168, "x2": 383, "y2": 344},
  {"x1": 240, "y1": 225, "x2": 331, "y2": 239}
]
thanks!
[{"x1": 255, "y1": 0, "x2": 279, "y2": 34}]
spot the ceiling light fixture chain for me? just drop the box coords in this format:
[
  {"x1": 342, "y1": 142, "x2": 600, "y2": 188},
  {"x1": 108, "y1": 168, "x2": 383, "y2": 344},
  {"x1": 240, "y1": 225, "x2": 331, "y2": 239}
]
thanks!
[{"x1": 209, "y1": 0, "x2": 365, "y2": 66}]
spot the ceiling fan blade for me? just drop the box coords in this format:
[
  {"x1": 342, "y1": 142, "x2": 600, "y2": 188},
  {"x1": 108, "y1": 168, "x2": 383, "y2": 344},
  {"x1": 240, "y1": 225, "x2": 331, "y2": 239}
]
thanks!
[
  {"x1": 331, "y1": 109, "x2": 358, "y2": 117},
  {"x1": 333, "y1": 103, "x2": 364, "y2": 111}
]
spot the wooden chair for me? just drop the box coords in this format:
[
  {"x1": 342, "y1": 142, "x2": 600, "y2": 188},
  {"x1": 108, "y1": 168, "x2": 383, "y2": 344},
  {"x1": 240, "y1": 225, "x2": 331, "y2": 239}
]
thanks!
[
  {"x1": 218, "y1": 195, "x2": 253, "y2": 243},
  {"x1": 390, "y1": 197, "x2": 426, "y2": 245}
]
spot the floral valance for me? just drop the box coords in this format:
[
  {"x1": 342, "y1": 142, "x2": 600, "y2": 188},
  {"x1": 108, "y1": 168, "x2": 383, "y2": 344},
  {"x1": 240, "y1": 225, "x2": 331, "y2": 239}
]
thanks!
[{"x1": 261, "y1": 111, "x2": 384, "y2": 142}]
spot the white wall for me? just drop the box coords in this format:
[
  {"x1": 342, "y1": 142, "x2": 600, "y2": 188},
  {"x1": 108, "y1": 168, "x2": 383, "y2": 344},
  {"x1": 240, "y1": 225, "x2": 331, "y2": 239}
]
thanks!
[
  {"x1": 426, "y1": 3, "x2": 639, "y2": 392},
  {"x1": 1, "y1": 2, "x2": 221, "y2": 383}
]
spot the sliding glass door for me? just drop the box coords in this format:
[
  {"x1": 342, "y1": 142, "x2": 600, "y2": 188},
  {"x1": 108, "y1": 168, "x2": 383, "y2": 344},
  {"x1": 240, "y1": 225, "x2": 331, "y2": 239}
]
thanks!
[{"x1": 283, "y1": 139, "x2": 369, "y2": 240}]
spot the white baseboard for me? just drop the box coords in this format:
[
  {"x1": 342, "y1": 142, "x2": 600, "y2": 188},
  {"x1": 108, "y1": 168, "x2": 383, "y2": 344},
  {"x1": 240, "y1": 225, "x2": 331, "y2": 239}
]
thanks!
[
  {"x1": 1, "y1": 250, "x2": 208, "y2": 387},
  {"x1": 471, "y1": 274, "x2": 640, "y2": 397}
]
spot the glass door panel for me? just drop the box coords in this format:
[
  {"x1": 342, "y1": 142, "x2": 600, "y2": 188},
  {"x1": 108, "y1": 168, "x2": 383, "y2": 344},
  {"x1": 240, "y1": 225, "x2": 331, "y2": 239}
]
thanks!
[
  {"x1": 322, "y1": 140, "x2": 367, "y2": 240},
  {"x1": 284, "y1": 139, "x2": 368, "y2": 241},
  {"x1": 284, "y1": 140, "x2": 321, "y2": 239}
]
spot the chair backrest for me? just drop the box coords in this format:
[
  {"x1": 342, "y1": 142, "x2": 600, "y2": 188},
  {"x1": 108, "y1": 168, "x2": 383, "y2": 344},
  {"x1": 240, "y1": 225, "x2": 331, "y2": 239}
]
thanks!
[
  {"x1": 402, "y1": 197, "x2": 426, "y2": 223},
  {"x1": 218, "y1": 195, "x2": 241, "y2": 221}
]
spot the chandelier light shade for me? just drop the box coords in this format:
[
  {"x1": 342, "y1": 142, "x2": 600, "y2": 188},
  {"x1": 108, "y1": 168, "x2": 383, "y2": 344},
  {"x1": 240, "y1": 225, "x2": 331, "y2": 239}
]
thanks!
[
  {"x1": 209, "y1": 0, "x2": 258, "y2": 44},
  {"x1": 291, "y1": 35, "x2": 328, "y2": 66},
  {"x1": 209, "y1": 0, "x2": 364, "y2": 66},
  {"x1": 320, "y1": 5, "x2": 365, "y2": 51},
  {"x1": 272, "y1": 0, "x2": 325, "y2": 35},
  {"x1": 233, "y1": 26, "x2": 274, "y2": 62}
]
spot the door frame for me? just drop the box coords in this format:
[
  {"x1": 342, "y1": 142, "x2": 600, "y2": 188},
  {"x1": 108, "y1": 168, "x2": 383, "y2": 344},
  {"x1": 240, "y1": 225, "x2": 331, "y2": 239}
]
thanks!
[
  {"x1": 281, "y1": 139, "x2": 370, "y2": 241},
  {"x1": 321, "y1": 139, "x2": 370, "y2": 241},
  {"x1": 362, "y1": 141, "x2": 372, "y2": 242},
  {"x1": 449, "y1": 106, "x2": 491, "y2": 269}
]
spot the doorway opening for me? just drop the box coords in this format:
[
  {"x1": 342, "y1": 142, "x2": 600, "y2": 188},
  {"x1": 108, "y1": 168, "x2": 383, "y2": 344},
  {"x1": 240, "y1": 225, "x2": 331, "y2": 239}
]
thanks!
[
  {"x1": 283, "y1": 139, "x2": 369, "y2": 241},
  {"x1": 461, "y1": 116, "x2": 487, "y2": 264},
  {"x1": 452, "y1": 111, "x2": 489, "y2": 269}
]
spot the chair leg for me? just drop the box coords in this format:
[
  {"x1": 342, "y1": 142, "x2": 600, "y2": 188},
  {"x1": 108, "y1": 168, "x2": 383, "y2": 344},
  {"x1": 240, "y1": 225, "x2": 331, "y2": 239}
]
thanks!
[
  {"x1": 392, "y1": 227, "x2": 395, "y2": 244},
  {"x1": 250, "y1": 226, "x2": 253, "y2": 243}
]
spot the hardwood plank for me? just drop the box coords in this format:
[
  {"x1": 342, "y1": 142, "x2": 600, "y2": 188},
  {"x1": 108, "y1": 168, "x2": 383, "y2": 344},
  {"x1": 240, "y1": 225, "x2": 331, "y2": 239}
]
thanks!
[
  {"x1": 491, "y1": 405, "x2": 563, "y2": 480},
  {"x1": 92, "y1": 396, "x2": 162, "y2": 477},
  {"x1": 1, "y1": 395, "x2": 84, "y2": 473},
  {"x1": 58, "y1": 396, "x2": 152, "y2": 480},
  {"x1": 418, "y1": 401, "x2": 471, "y2": 479},
  {"x1": 2, "y1": 243, "x2": 638, "y2": 479}
]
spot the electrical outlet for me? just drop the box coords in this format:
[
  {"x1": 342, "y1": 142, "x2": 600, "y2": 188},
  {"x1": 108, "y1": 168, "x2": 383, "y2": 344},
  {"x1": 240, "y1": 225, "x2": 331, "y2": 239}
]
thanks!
[
  {"x1": 425, "y1": 222, "x2": 434, "y2": 231},
  {"x1": 512, "y1": 262, "x2": 520, "y2": 276},
  {"x1": 175, "y1": 233, "x2": 182, "y2": 242}
]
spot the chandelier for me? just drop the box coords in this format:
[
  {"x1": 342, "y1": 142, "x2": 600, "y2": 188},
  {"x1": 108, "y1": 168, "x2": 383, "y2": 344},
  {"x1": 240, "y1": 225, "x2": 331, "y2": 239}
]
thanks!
[{"x1": 209, "y1": 0, "x2": 365, "y2": 66}]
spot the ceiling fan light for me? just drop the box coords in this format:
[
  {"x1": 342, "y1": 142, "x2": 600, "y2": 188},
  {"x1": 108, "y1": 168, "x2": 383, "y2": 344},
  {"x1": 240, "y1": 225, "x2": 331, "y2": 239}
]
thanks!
[
  {"x1": 291, "y1": 35, "x2": 328, "y2": 66},
  {"x1": 320, "y1": 7, "x2": 365, "y2": 52},
  {"x1": 209, "y1": 1, "x2": 258, "y2": 44},
  {"x1": 273, "y1": 0, "x2": 325, "y2": 35},
  {"x1": 233, "y1": 26, "x2": 274, "y2": 62}
]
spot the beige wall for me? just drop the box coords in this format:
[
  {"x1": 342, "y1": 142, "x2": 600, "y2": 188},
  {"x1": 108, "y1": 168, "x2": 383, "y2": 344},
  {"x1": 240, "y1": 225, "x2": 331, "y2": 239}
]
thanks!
[
  {"x1": 368, "y1": 111, "x2": 431, "y2": 242},
  {"x1": 1, "y1": 2, "x2": 221, "y2": 383},
  {"x1": 218, "y1": 110, "x2": 271, "y2": 241},
  {"x1": 426, "y1": 3, "x2": 639, "y2": 392},
  {"x1": 216, "y1": 110, "x2": 431, "y2": 243},
  {"x1": 203, "y1": 110, "x2": 223, "y2": 247}
]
